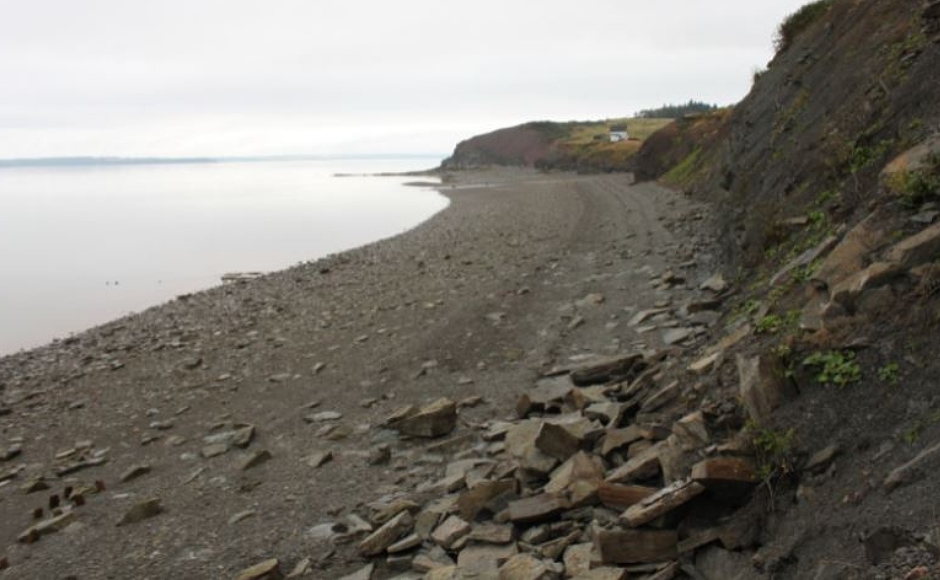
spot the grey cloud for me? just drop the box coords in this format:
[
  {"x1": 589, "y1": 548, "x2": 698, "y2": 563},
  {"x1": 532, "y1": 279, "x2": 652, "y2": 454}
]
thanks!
[{"x1": 0, "y1": 0, "x2": 813, "y2": 156}]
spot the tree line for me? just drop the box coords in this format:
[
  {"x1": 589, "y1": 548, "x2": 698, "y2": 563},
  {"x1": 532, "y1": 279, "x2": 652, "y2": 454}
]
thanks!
[{"x1": 635, "y1": 100, "x2": 719, "y2": 119}]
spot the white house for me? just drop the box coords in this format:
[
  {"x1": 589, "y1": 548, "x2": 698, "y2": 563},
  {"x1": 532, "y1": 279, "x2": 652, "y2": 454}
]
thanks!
[{"x1": 609, "y1": 129, "x2": 629, "y2": 142}]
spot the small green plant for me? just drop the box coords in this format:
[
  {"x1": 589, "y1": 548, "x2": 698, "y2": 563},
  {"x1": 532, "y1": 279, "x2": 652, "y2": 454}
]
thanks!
[
  {"x1": 807, "y1": 209, "x2": 827, "y2": 227},
  {"x1": 775, "y1": 0, "x2": 834, "y2": 53},
  {"x1": 878, "y1": 362, "x2": 900, "y2": 385},
  {"x1": 748, "y1": 422, "x2": 798, "y2": 482},
  {"x1": 888, "y1": 162, "x2": 940, "y2": 207},
  {"x1": 756, "y1": 310, "x2": 801, "y2": 334},
  {"x1": 756, "y1": 314, "x2": 784, "y2": 334},
  {"x1": 848, "y1": 139, "x2": 895, "y2": 175},
  {"x1": 792, "y1": 260, "x2": 821, "y2": 284},
  {"x1": 904, "y1": 424, "x2": 922, "y2": 445},
  {"x1": 814, "y1": 189, "x2": 839, "y2": 207},
  {"x1": 803, "y1": 350, "x2": 861, "y2": 386},
  {"x1": 773, "y1": 342, "x2": 793, "y2": 360}
]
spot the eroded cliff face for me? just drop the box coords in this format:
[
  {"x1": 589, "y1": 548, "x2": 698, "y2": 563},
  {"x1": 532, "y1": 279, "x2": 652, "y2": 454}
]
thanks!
[
  {"x1": 637, "y1": 0, "x2": 940, "y2": 267},
  {"x1": 440, "y1": 123, "x2": 558, "y2": 169}
]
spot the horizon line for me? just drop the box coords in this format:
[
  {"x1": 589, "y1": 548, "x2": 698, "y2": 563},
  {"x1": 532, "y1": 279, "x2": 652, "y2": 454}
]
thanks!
[{"x1": 0, "y1": 153, "x2": 447, "y2": 168}]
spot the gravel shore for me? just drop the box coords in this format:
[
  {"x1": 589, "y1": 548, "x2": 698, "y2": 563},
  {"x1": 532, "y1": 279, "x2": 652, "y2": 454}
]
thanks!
[{"x1": 0, "y1": 169, "x2": 720, "y2": 579}]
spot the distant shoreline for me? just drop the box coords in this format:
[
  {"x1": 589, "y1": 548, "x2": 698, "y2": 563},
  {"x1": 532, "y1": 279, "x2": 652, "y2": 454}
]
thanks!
[{"x1": 0, "y1": 153, "x2": 445, "y2": 169}]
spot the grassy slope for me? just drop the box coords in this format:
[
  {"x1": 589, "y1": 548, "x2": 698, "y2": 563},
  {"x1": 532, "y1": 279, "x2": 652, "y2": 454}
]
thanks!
[{"x1": 534, "y1": 117, "x2": 671, "y2": 172}]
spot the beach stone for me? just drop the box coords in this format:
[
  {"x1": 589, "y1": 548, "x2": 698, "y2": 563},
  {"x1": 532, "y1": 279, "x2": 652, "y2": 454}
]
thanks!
[
  {"x1": 563, "y1": 543, "x2": 595, "y2": 577},
  {"x1": 737, "y1": 354, "x2": 797, "y2": 425},
  {"x1": 507, "y1": 493, "x2": 568, "y2": 524},
  {"x1": 569, "y1": 353, "x2": 643, "y2": 386},
  {"x1": 544, "y1": 451, "x2": 604, "y2": 499},
  {"x1": 468, "y1": 522, "x2": 514, "y2": 545},
  {"x1": 119, "y1": 464, "x2": 152, "y2": 483},
  {"x1": 240, "y1": 449, "x2": 272, "y2": 470},
  {"x1": 117, "y1": 498, "x2": 163, "y2": 526},
  {"x1": 700, "y1": 273, "x2": 727, "y2": 293},
  {"x1": 458, "y1": 479, "x2": 517, "y2": 521},
  {"x1": 571, "y1": 568, "x2": 629, "y2": 580},
  {"x1": 605, "y1": 441, "x2": 662, "y2": 483},
  {"x1": 457, "y1": 544, "x2": 518, "y2": 575},
  {"x1": 498, "y1": 553, "x2": 554, "y2": 580},
  {"x1": 305, "y1": 411, "x2": 343, "y2": 423},
  {"x1": 233, "y1": 425, "x2": 256, "y2": 448},
  {"x1": 662, "y1": 328, "x2": 695, "y2": 346},
  {"x1": 305, "y1": 450, "x2": 333, "y2": 468},
  {"x1": 389, "y1": 398, "x2": 457, "y2": 438},
  {"x1": 431, "y1": 515, "x2": 471, "y2": 549},
  {"x1": 201, "y1": 443, "x2": 230, "y2": 458},
  {"x1": 368, "y1": 444, "x2": 391, "y2": 465},
  {"x1": 505, "y1": 420, "x2": 560, "y2": 475},
  {"x1": 595, "y1": 528, "x2": 678, "y2": 565},
  {"x1": 228, "y1": 510, "x2": 257, "y2": 525},
  {"x1": 18, "y1": 511, "x2": 76, "y2": 543},
  {"x1": 387, "y1": 533, "x2": 421, "y2": 554},
  {"x1": 597, "y1": 482, "x2": 658, "y2": 510},
  {"x1": 534, "y1": 421, "x2": 582, "y2": 461},
  {"x1": 337, "y1": 563, "x2": 374, "y2": 580},
  {"x1": 359, "y1": 510, "x2": 414, "y2": 556},
  {"x1": 235, "y1": 558, "x2": 282, "y2": 580},
  {"x1": 1, "y1": 444, "x2": 22, "y2": 462},
  {"x1": 621, "y1": 479, "x2": 706, "y2": 527}
]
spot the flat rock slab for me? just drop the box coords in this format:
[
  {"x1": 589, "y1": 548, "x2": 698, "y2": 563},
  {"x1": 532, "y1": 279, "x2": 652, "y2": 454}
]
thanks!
[
  {"x1": 431, "y1": 515, "x2": 471, "y2": 549},
  {"x1": 569, "y1": 353, "x2": 644, "y2": 386},
  {"x1": 389, "y1": 398, "x2": 457, "y2": 438},
  {"x1": 117, "y1": 498, "x2": 163, "y2": 526},
  {"x1": 691, "y1": 457, "x2": 757, "y2": 486},
  {"x1": 662, "y1": 328, "x2": 695, "y2": 346},
  {"x1": 469, "y1": 522, "x2": 515, "y2": 545},
  {"x1": 571, "y1": 568, "x2": 630, "y2": 580},
  {"x1": 305, "y1": 411, "x2": 343, "y2": 422},
  {"x1": 629, "y1": 308, "x2": 670, "y2": 327},
  {"x1": 120, "y1": 464, "x2": 152, "y2": 483},
  {"x1": 305, "y1": 450, "x2": 333, "y2": 468},
  {"x1": 600, "y1": 426, "x2": 645, "y2": 456},
  {"x1": 535, "y1": 421, "x2": 582, "y2": 460},
  {"x1": 458, "y1": 479, "x2": 517, "y2": 521},
  {"x1": 597, "y1": 482, "x2": 658, "y2": 510},
  {"x1": 595, "y1": 528, "x2": 678, "y2": 565},
  {"x1": 605, "y1": 442, "x2": 662, "y2": 483},
  {"x1": 498, "y1": 553, "x2": 553, "y2": 580},
  {"x1": 240, "y1": 449, "x2": 273, "y2": 471},
  {"x1": 457, "y1": 544, "x2": 518, "y2": 575},
  {"x1": 545, "y1": 451, "x2": 604, "y2": 496},
  {"x1": 737, "y1": 354, "x2": 796, "y2": 425},
  {"x1": 358, "y1": 510, "x2": 414, "y2": 556},
  {"x1": 18, "y1": 511, "x2": 76, "y2": 543},
  {"x1": 507, "y1": 493, "x2": 568, "y2": 525},
  {"x1": 337, "y1": 563, "x2": 374, "y2": 580},
  {"x1": 234, "y1": 558, "x2": 282, "y2": 580},
  {"x1": 621, "y1": 479, "x2": 706, "y2": 527}
]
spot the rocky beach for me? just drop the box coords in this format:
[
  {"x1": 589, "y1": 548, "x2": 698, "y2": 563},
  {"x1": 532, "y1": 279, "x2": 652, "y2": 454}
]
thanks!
[{"x1": 0, "y1": 169, "x2": 727, "y2": 578}]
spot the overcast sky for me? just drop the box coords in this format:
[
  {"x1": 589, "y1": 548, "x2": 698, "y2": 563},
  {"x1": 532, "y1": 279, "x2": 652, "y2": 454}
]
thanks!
[{"x1": 0, "y1": 1, "x2": 811, "y2": 158}]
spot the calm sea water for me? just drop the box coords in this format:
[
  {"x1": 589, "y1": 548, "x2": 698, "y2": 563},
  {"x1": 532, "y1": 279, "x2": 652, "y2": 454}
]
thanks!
[{"x1": 0, "y1": 157, "x2": 447, "y2": 355}]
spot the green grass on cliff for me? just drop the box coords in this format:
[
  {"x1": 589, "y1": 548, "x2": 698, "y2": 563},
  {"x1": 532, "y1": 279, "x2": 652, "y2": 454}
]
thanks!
[
  {"x1": 562, "y1": 118, "x2": 672, "y2": 146},
  {"x1": 531, "y1": 117, "x2": 671, "y2": 171}
]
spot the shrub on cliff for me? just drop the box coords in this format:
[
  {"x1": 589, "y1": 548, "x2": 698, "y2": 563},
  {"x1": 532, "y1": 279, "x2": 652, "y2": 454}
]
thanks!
[{"x1": 774, "y1": 0, "x2": 834, "y2": 53}]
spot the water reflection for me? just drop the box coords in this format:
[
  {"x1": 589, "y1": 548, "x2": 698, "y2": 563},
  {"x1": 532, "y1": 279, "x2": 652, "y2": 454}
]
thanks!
[{"x1": 0, "y1": 158, "x2": 447, "y2": 355}]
